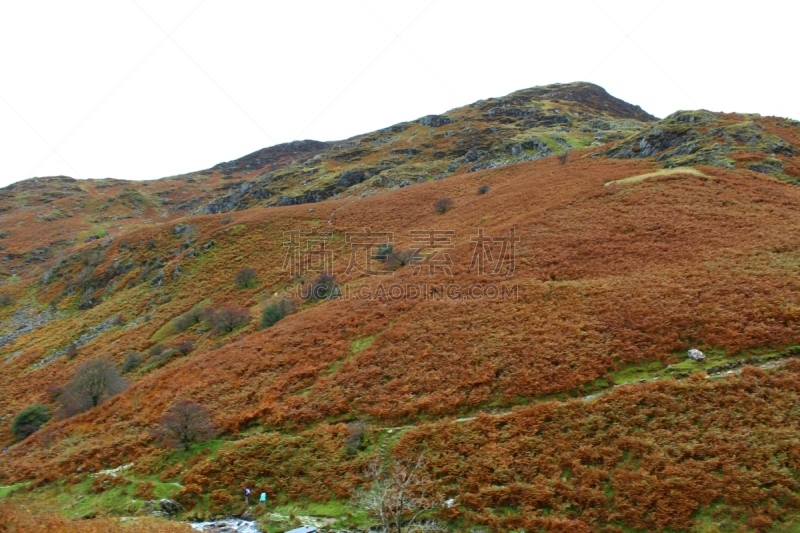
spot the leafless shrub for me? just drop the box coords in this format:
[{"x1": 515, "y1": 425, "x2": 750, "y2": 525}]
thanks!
[
  {"x1": 345, "y1": 420, "x2": 367, "y2": 456},
  {"x1": 309, "y1": 273, "x2": 339, "y2": 301},
  {"x1": 151, "y1": 400, "x2": 217, "y2": 451},
  {"x1": 353, "y1": 455, "x2": 446, "y2": 533},
  {"x1": 385, "y1": 250, "x2": 414, "y2": 271},
  {"x1": 433, "y1": 197, "x2": 454, "y2": 214},
  {"x1": 0, "y1": 293, "x2": 13, "y2": 306},
  {"x1": 175, "y1": 340, "x2": 194, "y2": 356},
  {"x1": 557, "y1": 151, "x2": 569, "y2": 164},
  {"x1": 204, "y1": 306, "x2": 251, "y2": 334}
]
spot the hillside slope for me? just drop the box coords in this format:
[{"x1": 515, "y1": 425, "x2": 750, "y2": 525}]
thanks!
[{"x1": 1, "y1": 83, "x2": 800, "y2": 532}]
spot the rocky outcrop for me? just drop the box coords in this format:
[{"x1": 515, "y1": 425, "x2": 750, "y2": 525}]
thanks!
[
  {"x1": 0, "y1": 306, "x2": 59, "y2": 350},
  {"x1": 607, "y1": 110, "x2": 798, "y2": 180},
  {"x1": 419, "y1": 114, "x2": 454, "y2": 127},
  {"x1": 687, "y1": 349, "x2": 705, "y2": 362},
  {"x1": 160, "y1": 499, "x2": 183, "y2": 516},
  {"x1": 183, "y1": 82, "x2": 657, "y2": 213}
]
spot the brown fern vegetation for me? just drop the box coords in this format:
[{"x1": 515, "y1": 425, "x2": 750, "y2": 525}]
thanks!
[
  {"x1": 392, "y1": 362, "x2": 800, "y2": 531},
  {"x1": 1, "y1": 87, "x2": 800, "y2": 530}
]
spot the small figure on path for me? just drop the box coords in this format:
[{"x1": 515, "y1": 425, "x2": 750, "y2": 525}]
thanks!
[
  {"x1": 243, "y1": 486, "x2": 251, "y2": 504},
  {"x1": 259, "y1": 491, "x2": 268, "y2": 508}
]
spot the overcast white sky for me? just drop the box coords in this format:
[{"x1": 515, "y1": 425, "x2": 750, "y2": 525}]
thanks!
[{"x1": 1, "y1": 1, "x2": 798, "y2": 187}]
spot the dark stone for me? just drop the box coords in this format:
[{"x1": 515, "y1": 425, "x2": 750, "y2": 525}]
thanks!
[
  {"x1": 160, "y1": 498, "x2": 182, "y2": 516},
  {"x1": 337, "y1": 168, "x2": 370, "y2": 187},
  {"x1": 464, "y1": 150, "x2": 484, "y2": 162},
  {"x1": 418, "y1": 114, "x2": 454, "y2": 127},
  {"x1": 390, "y1": 148, "x2": 422, "y2": 156}
]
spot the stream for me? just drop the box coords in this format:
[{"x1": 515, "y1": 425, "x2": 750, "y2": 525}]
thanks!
[{"x1": 188, "y1": 518, "x2": 262, "y2": 532}]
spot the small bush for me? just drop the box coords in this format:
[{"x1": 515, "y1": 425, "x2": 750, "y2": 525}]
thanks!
[
  {"x1": 172, "y1": 307, "x2": 203, "y2": 332},
  {"x1": 121, "y1": 352, "x2": 143, "y2": 374},
  {"x1": 345, "y1": 420, "x2": 367, "y2": 456},
  {"x1": 433, "y1": 197, "x2": 454, "y2": 214},
  {"x1": 235, "y1": 268, "x2": 258, "y2": 289},
  {"x1": 11, "y1": 404, "x2": 50, "y2": 440},
  {"x1": 175, "y1": 340, "x2": 194, "y2": 356},
  {"x1": 149, "y1": 344, "x2": 165, "y2": 358},
  {"x1": 309, "y1": 273, "x2": 339, "y2": 301},
  {"x1": 0, "y1": 293, "x2": 13, "y2": 307},
  {"x1": 204, "y1": 306, "x2": 251, "y2": 334},
  {"x1": 385, "y1": 250, "x2": 414, "y2": 271},
  {"x1": 557, "y1": 151, "x2": 569, "y2": 164},
  {"x1": 261, "y1": 299, "x2": 295, "y2": 329},
  {"x1": 372, "y1": 243, "x2": 393, "y2": 262},
  {"x1": 477, "y1": 184, "x2": 490, "y2": 195}
]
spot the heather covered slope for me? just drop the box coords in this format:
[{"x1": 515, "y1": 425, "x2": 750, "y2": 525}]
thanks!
[{"x1": 1, "y1": 84, "x2": 800, "y2": 531}]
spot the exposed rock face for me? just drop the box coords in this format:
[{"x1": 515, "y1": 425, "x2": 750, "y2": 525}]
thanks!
[
  {"x1": 687, "y1": 349, "x2": 706, "y2": 362},
  {"x1": 185, "y1": 82, "x2": 656, "y2": 214},
  {"x1": 607, "y1": 110, "x2": 798, "y2": 180},
  {"x1": 212, "y1": 140, "x2": 328, "y2": 174},
  {"x1": 336, "y1": 168, "x2": 372, "y2": 188},
  {"x1": 419, "y1": 114, "x2": 454, "y2": 127},
  {"x1": 203, "y1": 182, "x2": 257, "y2": 215},
  {"x1": 160, "y1": 498, "x2": 183, "y2": 516},
  {"x1": 0, "y1": 306, "x2": 58, "y2": 349}
]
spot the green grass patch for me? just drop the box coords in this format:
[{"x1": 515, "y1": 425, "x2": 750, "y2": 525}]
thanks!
[
  {"x1": 0, "y1": 482, "x2": 28, "y2": 498},
  {"x1": 263, "y1": 499, "x2": 370, "y2": 533},
  {"x1": 610, "y1": 360, "x2": 667, "y2": 384},
  {"x1": 350, "y1": 335, "x2": 375, "y2": 355},
  {"x1": 0, "y1": 475, "x2": 181, "y2": 519},
  {"x1": 326, "y1": 335, "x2": 375, "y2": 376},
  {"x1": 150, "y1": 438, "x2": 229, "y2": 474}
]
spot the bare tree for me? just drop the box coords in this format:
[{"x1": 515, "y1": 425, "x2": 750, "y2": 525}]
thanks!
[
  {"x1": 152, "y1": 400, "x2": 217, "y2": 451},
  {"x1": 57, "y1": 358, "x2": 127, "y2": 417},
  {"x1": 353, "y1": 455, "x2": 446, "y2": 533}
]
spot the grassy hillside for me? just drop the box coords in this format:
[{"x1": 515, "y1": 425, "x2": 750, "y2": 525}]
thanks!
[{"x1": 1, "y1": 83, "x2": 800, "y2": 532}]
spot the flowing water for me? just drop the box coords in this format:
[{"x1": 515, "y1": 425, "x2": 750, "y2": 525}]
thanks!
[{"x1": 188, "y1": 518, "x2": 262, "y2": 533}]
